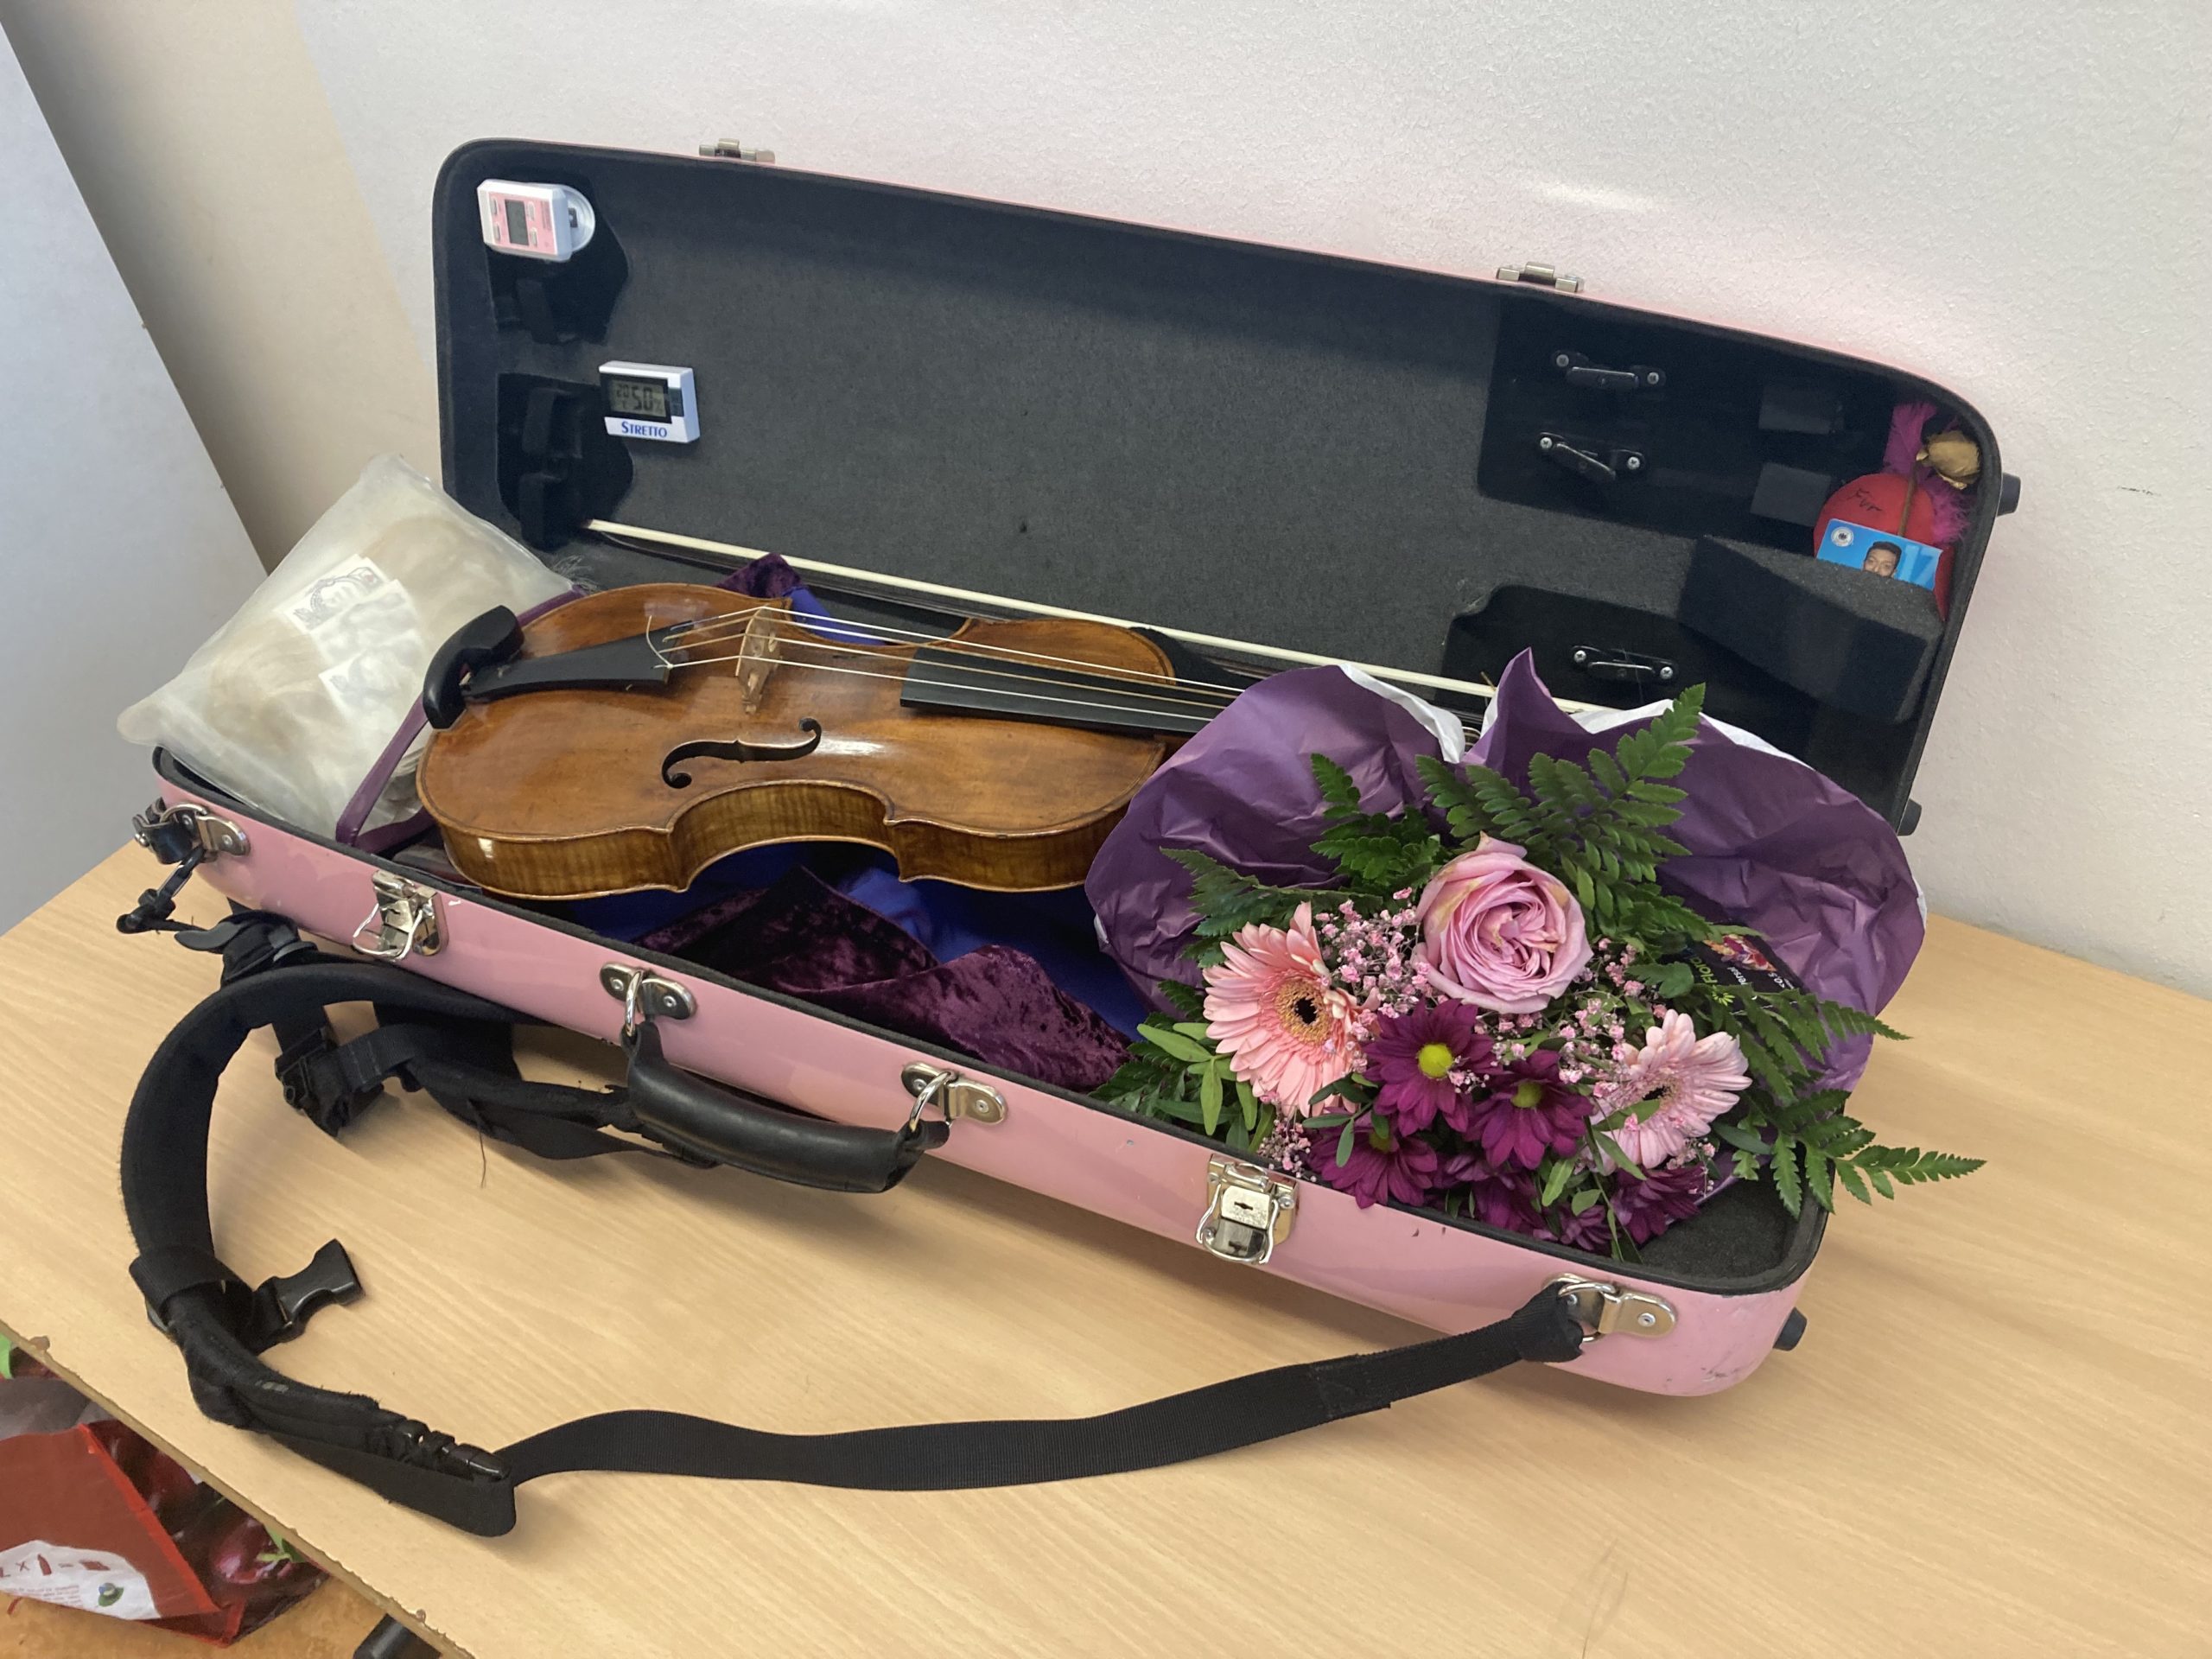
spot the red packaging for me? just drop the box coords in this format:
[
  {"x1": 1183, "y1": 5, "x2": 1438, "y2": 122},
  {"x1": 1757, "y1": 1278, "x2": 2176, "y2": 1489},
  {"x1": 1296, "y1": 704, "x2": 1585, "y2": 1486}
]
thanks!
[{"x1": 0, "y1": 1363, "x2": 323, "y2": 1644}]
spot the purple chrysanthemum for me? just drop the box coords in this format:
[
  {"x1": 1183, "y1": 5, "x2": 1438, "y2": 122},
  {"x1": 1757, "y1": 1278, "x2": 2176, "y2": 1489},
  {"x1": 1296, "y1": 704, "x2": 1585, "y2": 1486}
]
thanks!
[
  {"x1": 1451, "y1": 1048, "x2": 1588, "y2": 1171},
  {"x1": 1433, "y1": 1149, "x2": 1543, "y2": 1237},
  {"x1": 1364, "y1": 1002, "x2": 1491, "y2": 1134},
  {"x1": 1608, "y1": 1160, "x2": 1711, "y2": 1244},
  {"x1": 1308, "y1": 1115, "x2": 1441, "y2": 1209},
  {"x1": 1542, "y1": 1201, "x2": 1613, "y2": 1255}
]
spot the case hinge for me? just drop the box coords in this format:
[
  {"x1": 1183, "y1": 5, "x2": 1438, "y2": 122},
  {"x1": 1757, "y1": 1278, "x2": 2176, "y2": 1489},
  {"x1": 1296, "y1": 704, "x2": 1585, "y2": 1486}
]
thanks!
[
  {"x1": 1548, "y1": 1274, "x2": 1676, "y2": 1343},
  {"x1": 1497, "y1": 261, "x2": 1585, "y2": 293},
  {"x1": 351, "y1": 872, "x2": 444, "y2": 963},
  {"x1": 699, "y1": 139, "x2": 777, "y2": 163},
  {"x1": 1196, "y1": 1157, "x2": 1299, "y2": 1265}
]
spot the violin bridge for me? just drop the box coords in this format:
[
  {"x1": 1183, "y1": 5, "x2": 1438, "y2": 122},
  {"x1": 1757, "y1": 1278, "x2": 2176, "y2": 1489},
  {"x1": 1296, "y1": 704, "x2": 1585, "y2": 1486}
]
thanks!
[{"x1": 734, "y1": 604, "x2": 783, "y2": 713}]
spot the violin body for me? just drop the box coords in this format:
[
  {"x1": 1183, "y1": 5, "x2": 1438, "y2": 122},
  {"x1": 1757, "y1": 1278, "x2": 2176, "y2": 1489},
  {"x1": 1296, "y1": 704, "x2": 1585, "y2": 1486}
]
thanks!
[{"x1": 416, "y1": 584, "x2": 1178, "y2": 899}]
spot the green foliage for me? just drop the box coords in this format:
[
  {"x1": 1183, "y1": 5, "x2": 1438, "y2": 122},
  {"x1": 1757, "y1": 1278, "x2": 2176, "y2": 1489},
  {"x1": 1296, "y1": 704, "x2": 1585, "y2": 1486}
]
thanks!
[
  {"x1": 1679, "y1": 981, "x2": 1908, "y2": 1109},
  {"x1": 1096, "y1": 1016, "x2": 1251, "y2": 1140},
  {"x1": 1308, "y1": 754, "x2": 1447, "y2": 895},
  {"x1": 1415, "y1": 684, "x2": 1718, "y2": 957},
  {"x1": 1720, "y1": 1087, "x2": 1982, "y2": 1217},
  {"x1": 1164, "y1": 848, "x2": 1347, "y2": 967},
  {"x1": 1156, "y1": 978, "x2": 1205, "y2": 1020}
]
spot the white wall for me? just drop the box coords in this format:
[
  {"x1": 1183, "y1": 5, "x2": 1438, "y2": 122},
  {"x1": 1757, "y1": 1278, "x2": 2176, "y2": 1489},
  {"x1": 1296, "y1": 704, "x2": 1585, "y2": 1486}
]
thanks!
[{"x1": 0, "y1": 36, "x2": 263, "y2": 930}]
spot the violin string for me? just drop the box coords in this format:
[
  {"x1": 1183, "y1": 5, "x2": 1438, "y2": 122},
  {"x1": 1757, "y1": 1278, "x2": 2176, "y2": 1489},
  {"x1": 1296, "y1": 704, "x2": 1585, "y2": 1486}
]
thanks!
[
  {"x1": 662, "y1": 608, "x2": 1251, "y2": 703},
  {"x1": 585, "y1": 520, "x2": 1540, "y2": 709},
  {"x1": 664, "y1": 628, "x2": 1243, "y2": 715},
  {"x1": 656, "y1": 647, "x2": 1223, "y2": 728},
  {"x1": 658, "y1": 607, "x2": 1255, "y2": 702}
]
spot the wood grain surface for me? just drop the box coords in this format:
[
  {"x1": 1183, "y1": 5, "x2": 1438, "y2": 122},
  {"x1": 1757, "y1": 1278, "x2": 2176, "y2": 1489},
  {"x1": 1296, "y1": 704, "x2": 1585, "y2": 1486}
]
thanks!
[{"x1": 0, "y1": 848, "x2": 2204, "y2": 1658}]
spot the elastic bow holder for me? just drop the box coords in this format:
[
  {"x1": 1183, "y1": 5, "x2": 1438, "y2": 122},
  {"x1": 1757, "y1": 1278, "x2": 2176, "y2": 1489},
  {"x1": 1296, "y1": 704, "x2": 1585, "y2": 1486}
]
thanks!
[{"x1": 124, "y1": 946, "x2": 1587, "y2": 1537}]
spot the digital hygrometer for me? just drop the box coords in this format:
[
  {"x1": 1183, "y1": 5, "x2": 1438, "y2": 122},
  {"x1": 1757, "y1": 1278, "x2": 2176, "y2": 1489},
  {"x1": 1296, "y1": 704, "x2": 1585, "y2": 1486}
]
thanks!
[
  {"x1": 476, "y1": 180, "x2": 597, "y2": 263},
  {"x1": 599, "y1": 362, "x2": 700, "y2": 444}
]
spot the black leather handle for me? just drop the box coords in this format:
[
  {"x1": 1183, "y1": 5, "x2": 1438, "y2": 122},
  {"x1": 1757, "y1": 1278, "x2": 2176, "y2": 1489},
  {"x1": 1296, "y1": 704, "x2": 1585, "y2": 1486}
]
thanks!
[
  {"x1": 422, "y1": 607, "x2": 524, "y2": 730},
  {"x1": 623, "y1": 1023, "x2": 947, "y2": 1193}
]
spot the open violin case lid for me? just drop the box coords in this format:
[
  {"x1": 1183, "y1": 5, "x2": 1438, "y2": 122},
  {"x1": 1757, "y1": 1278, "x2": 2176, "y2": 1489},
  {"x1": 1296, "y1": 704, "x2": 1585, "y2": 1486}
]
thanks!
[
  {"x1": 144, "y1": 137, "x2": 2012, "y2": 1401},
  {"x1": 435, "y1": 137, "x2": 2010, "y2": 829}
]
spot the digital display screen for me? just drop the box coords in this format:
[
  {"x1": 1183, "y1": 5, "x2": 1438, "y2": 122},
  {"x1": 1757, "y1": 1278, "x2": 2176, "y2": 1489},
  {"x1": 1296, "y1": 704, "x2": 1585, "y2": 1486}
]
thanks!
[
  {"x1": 606, "y1": 377, "x2": 671, "y2": 420},
  {"x1": 502, "y1": 198, "x2": 530, "y2": 245}
]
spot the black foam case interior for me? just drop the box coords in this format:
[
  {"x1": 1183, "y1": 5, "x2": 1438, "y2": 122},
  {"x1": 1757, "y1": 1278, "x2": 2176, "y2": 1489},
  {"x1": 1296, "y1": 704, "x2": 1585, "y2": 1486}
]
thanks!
[
  {"x1": 434, "y1": 140, "x2": 1999, "y2": 828},
  {"x1": 424, "y1": 139, "x2": 2008, "y2": 1288}
]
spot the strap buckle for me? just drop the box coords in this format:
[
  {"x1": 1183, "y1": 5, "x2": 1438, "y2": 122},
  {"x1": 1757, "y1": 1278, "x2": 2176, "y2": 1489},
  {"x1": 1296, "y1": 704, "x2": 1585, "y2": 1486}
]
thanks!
[
  {"x1": 276, "y1": 1026, "x2": 386, "y2": 1134},
  {"x1": 136, "y1": 1239, "x2": 363, "y2": 1354},
  {"x1": 241, "y1": 1240, "x2": 364, "y2": 1350}
]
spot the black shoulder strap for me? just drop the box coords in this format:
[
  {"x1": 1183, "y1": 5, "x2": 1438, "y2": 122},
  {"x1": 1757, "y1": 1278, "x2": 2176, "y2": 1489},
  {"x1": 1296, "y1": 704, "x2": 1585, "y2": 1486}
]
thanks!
[{"x1": 122, "y1": 947, "x2": 1588, "y2": 1537}]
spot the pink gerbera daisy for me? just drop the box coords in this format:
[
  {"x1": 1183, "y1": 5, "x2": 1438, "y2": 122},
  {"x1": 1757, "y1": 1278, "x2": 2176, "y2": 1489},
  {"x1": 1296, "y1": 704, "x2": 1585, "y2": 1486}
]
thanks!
[
  {"x1": 1203, "y1": 904, "x2": 1357, "y2": 1112},
  {"x1": 1603, "y1": 1010, "x2": 1750, "y2": 1168}
]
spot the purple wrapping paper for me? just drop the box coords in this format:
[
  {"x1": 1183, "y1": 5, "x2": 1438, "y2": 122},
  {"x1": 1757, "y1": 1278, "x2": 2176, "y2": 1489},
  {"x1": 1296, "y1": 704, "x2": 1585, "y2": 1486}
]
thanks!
[{"x1": 1086, "y1": 652, "x2": 1922, "y2": 1089}]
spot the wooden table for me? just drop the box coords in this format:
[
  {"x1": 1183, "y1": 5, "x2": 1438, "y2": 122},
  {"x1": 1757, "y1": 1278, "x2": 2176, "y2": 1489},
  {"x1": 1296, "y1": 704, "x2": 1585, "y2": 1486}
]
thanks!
[{"x1": 1, "y1": 849, "x2": 2205, "y2": 1657}]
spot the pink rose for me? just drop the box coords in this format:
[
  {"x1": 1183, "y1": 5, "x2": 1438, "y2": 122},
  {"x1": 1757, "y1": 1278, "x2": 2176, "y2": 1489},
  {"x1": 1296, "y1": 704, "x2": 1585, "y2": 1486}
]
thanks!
[{"x1": 1415, "y1": 836, "x2": 1592, "y2": 1014}]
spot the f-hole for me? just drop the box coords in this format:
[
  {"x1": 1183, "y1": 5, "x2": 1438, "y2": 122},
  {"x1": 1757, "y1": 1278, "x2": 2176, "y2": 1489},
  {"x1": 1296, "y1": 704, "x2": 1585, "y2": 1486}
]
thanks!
[{"x1": 662, "y1": 719, "x2": 824, "y2": 787}]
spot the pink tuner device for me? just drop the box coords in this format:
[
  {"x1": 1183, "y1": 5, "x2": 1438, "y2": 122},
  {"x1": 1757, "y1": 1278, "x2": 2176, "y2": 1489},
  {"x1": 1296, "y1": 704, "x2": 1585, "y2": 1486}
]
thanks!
[{"x1": 476, "y1": 180, "x2": 597, "y2": 262}]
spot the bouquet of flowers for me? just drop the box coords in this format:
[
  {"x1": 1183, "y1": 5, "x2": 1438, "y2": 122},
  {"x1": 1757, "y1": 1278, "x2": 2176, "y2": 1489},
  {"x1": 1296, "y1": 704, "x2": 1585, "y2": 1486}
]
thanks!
[{"x1": 1095, "y1": 672, "x2": 1979, "y2": 1262}]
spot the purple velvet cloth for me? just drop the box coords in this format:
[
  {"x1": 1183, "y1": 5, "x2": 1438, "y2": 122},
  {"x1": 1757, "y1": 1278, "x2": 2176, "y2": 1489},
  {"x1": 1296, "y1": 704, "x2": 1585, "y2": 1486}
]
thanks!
[
  {"x1": 1086, "y1": 652, "x2": 1923, "y2": 1087},
  {"x1": 638, "y1": 867, "x2": 1131, "y2": 1091},
  {"x1": 715, "y1": 551, "x2": 809, "y2": 600}
]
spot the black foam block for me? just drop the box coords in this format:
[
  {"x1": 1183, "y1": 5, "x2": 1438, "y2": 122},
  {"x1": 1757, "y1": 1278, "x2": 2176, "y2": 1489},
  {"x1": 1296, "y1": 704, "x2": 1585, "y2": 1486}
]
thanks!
[{"x1": 1681, "y1": 537, "x2": 1942, "y2": 723}]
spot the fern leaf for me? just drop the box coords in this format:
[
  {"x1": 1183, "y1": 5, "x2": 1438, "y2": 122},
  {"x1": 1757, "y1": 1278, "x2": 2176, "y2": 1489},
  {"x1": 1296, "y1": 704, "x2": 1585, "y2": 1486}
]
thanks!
[
  {"x1": 1157, "y1": 979, "x2": 1205, "y2": 1020},
  {"x1": 1770, "y1": 1135, "x2": 1803, "y2": 1216},
  {"x1": 1311, "y1": 753, "x2": 1364, "y2": 817},
  {"x1": 1856, "y1": 1146, "x2": 1986, "y2": 1185},
  {"x1": 1589, "y1": 746, "x2": 1628, "y2": 797},
  {"x1": 1817, "y1": 1000, "x2": 1910, "y2": 1043},
  {"x1": 1165, "y1": 848, "x2": 1338, "y2": 948},
  {"x1": 1802, "y1": 1143, "x2": 1834, "y2": 1211}
]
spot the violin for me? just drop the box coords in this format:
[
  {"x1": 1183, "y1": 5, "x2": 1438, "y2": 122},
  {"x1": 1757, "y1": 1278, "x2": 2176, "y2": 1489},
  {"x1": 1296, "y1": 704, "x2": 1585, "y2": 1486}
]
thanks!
[{"x1": 416, "y1": 583, "x2": 1233, "y2": 899}]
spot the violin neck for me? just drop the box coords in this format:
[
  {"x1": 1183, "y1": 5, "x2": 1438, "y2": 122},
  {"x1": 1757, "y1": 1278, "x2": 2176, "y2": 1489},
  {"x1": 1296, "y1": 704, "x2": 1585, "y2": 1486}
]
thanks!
[{"x1": 900, "y1": 645, "x2": 1213, "y2": 737}]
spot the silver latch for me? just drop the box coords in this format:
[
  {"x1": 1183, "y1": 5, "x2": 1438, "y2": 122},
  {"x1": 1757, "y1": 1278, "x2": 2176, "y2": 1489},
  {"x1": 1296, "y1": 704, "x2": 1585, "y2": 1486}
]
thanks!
[
  {"x1": 1548, "y1": 1274, "x2": 1676, "y2": 1344},
  {"x1": 601, "y1": 963, "x2": 697, "y2": 1039},
  {"x1": 131, "y1": 801, "x2": 248, "y2": 858},
  {"x1": 350, "y1": 872, "x2": 442, "y2": 962},
  {"x1": 900, "y1": 1061, "x2": 1007, "y2": 1124},
  {"x1": 1197, "y1": 1158, "x2": 1299, "y2": 1265},
  {"x1": 1497, "y1": 261, "x2": 1586, "y2": 293},
  {"x1": 700, "y1": 139, "x2": 777, "y2": 163}
]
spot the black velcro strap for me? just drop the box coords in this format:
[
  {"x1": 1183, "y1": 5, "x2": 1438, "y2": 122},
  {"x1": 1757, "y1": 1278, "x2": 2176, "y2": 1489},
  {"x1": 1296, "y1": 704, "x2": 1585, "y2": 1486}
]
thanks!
[{"x1": 130, "y1": 1244, "x2": 243, "y2": 1319}]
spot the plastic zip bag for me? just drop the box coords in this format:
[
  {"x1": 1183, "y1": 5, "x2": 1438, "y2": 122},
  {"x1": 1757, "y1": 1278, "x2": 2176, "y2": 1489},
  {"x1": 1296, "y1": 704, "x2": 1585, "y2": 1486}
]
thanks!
[{"x1": 118, "y1": 456, "x2": 572, "y2": 837}]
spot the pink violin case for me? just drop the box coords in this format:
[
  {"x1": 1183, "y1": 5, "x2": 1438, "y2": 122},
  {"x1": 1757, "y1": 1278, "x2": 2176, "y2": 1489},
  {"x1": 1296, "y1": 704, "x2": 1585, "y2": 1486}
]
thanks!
[{"x1": 137, "y1": 137, "x2": 2010, "y2": 1402}]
